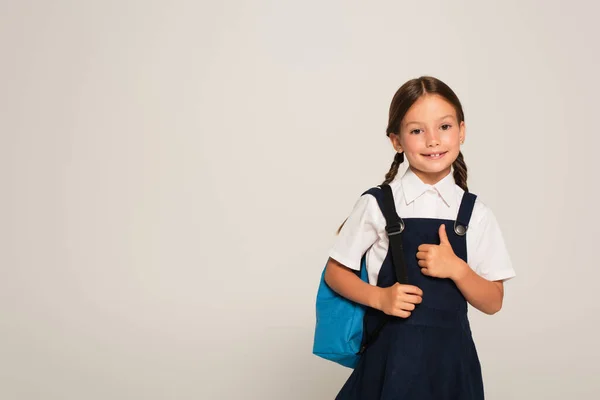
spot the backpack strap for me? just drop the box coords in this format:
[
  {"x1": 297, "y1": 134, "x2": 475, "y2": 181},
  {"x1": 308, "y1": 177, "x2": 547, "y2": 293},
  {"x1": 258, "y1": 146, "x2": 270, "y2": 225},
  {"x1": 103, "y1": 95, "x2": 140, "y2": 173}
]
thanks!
[
  {"x1": 357, "y1": 184, "x2": 407, "y2": 355},
  {"x1": 361, "y1": 185, "x2": 408, "y2": 284}
]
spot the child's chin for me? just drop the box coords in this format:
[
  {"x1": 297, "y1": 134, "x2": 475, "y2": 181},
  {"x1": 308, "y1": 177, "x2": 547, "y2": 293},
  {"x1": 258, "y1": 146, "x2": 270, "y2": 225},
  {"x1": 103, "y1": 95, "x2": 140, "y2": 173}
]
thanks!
[{"x1": 415, "y1": 161, "x2": 452, "y2": 171}]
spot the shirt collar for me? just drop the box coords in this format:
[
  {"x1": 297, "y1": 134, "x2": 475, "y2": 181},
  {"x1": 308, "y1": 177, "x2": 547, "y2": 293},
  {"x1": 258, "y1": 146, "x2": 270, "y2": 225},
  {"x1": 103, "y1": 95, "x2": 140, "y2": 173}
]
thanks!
[{"x1": 400, "y1": 167, "x2": 456, "y2": 207}]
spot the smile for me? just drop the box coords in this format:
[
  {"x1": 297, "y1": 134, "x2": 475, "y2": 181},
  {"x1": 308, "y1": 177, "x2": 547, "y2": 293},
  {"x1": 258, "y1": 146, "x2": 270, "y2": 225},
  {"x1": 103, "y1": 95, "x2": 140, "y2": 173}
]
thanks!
[{"x1": 421, "y1": 151, "x2": 448, "y2": 160}]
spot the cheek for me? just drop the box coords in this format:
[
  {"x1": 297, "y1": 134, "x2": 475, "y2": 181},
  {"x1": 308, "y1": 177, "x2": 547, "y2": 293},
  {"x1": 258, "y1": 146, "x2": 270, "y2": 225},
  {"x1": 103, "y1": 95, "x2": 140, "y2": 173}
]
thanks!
[
  {"x1": 442, "y1": 130, "x2": 461, "y2": 146},
  {"x1": 400, "y1": 135, "x2": 422, "y2": 153}
]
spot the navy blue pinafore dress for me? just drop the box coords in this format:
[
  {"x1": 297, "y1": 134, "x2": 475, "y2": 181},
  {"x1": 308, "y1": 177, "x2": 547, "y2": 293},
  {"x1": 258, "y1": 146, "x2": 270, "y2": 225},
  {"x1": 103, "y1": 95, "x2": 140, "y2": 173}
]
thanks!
[{"x1": 336, "y1": 187, "x2": 484, "y2": 400}]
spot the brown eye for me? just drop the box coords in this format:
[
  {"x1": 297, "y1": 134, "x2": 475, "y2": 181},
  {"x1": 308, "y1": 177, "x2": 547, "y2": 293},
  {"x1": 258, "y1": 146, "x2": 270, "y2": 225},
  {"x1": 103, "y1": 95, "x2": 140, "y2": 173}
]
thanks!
[
  {"x1": 440, "y1": 124, "x2": 452, "y2": 131},
  {"x1": 410, "y1": 129, "x2": 423, "y2": 135}
]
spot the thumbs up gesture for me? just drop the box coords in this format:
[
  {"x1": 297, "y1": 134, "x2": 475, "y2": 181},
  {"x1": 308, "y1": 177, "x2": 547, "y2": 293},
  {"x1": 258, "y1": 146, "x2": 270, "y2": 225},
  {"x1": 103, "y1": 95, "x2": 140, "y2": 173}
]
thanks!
[{"x1": 416, "y1": 224, "x2": 466, "y2": 280}]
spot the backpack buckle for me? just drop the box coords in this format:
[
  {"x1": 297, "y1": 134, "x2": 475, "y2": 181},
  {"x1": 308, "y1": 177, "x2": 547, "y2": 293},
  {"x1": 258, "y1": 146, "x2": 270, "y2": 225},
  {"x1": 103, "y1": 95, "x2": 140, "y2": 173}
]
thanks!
[{"x1": 385, "y1": 220, "x2": 404, "y2": 236}]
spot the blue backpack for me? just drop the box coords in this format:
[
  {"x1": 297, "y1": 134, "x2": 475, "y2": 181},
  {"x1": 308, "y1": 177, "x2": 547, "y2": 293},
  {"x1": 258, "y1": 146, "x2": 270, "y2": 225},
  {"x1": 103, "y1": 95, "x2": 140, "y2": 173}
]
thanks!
[{"x1": 312, "y1": 184, "x2": 407, "y2": 368}]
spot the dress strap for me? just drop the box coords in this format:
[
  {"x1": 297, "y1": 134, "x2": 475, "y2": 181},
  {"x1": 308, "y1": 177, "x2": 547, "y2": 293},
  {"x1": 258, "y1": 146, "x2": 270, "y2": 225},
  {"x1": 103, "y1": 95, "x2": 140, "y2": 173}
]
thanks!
[{"x1": 455, "y1": 192, "x2": 477, "y2": 236}]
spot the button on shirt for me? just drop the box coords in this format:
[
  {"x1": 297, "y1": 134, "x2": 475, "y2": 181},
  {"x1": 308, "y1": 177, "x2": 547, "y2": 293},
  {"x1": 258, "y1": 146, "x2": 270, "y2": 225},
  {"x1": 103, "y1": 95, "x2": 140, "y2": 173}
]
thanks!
[{"x1": 329, "y1": 168, "x2": 515, "y2": 285}]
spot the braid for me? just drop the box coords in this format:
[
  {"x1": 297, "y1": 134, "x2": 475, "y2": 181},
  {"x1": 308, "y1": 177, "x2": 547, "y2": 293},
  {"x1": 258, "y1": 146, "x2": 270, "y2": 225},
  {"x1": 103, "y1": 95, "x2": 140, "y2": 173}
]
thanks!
[
  {"x1": 336, "y1": 152, "x2": 405, "y2": 235},
  {"x1": 336, "y1": 219, "x2": 347, "y2": 235},
  {"x1": 452, "y1": 151, "x2": 469, "y2": 192},
  {"x1": 381, "y1": 152, "x2": 405, "y2": 185}
]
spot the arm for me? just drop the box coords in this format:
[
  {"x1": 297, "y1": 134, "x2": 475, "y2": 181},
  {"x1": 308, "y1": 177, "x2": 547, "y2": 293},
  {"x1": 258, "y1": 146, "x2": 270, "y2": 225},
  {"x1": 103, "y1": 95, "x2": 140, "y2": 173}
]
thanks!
[
  {"x1": 326, "y1": 194, "x2": 422, "y2": 317},
  {"x1": 452, "y1": 261, "x2": 504, "y2": 315},
  {"x1": 452, "y1": 205, "x2": 514, "y2": 315},
  {"x1": 325, "y1": 257, "x2": 423, "y2": 318},
  {"x1": 417, "y1": 224, "x2": 506, "y2": 315},
  {"x1": 324, "y1": 258, "x2": 381, "y2": 309},
  {"x1": 325, "y1": 194, "x2": 385, "y2": 310}
]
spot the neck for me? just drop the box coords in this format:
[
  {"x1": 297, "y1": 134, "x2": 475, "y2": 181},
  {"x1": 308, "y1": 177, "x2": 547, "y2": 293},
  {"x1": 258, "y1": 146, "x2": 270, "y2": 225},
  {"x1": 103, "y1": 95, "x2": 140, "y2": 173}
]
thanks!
[{"x1": 410, "y1": 166, "x2": 451, "y2": 185}]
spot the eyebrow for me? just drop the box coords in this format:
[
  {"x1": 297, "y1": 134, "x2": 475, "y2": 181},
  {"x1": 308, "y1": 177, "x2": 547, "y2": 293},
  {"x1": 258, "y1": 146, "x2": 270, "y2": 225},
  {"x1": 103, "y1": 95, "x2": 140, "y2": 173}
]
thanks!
[{"x1": 404, "y1": 114, "x2": 456, "y2": 126}]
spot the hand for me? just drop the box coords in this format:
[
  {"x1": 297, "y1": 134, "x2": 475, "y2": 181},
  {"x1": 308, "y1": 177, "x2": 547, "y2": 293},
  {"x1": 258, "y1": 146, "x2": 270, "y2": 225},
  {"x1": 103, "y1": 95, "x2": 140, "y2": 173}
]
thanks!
[
  {"x1": 376, "y1": 283, "x2": 423, "y2": 318},
  {"x1": 416, "y1": 224, "x2": 467, "y2": 280}
]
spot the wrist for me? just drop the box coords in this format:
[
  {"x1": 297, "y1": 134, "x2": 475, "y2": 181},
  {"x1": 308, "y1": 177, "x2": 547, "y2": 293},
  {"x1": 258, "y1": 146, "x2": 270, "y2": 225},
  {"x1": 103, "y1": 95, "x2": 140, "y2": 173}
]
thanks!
[
  {"x1": 451, "y1": 259, "x2": 471, "y2": 282},
  {"x1": 369, "y1": 286, "x2": 384, "y2": 310}
]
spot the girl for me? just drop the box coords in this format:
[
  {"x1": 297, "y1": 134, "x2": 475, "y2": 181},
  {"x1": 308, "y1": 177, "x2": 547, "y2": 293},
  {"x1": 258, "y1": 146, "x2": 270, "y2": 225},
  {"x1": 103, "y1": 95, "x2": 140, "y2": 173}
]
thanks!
[{"x1": 324, "y1": 76, "x2": 515, "y2": 399}]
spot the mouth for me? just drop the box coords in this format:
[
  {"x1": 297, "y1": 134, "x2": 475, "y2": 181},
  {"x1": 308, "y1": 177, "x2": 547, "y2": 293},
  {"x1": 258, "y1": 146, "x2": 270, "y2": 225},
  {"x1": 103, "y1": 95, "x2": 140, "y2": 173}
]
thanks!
[{"x1": 421, "y1": 151, "x2": 448, "y2": 160}]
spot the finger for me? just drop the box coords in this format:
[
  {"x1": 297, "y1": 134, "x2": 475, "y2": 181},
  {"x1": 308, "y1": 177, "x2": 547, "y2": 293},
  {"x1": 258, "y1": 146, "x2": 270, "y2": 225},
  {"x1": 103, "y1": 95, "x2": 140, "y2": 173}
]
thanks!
[
  {"x1": 416, "y1": 251, "x2": 427, "y2": 260},
  {"x1": 418, "y1": 260, "x2": 427, "y2": 268},
  {"x1": 418, "y1": 244, "x2": 434, "y2": 252},
  {"x1": 439, "y1": 224, "x2": 450, "y2": 245},
  {"x1": 394, "y1": 301, "x2": 415, "y2": 311},
  {"x1": 393, "y1": 310, "x2": 411, "y2": 319},
  {"x1": 401, "y1": 294, "x2": 422, "y2": 304},
  {"x1": 399, "y1": 285, "x2": 423, "y2": 296},
  {"x1": 420, "y1": 267, "x2": 430, "y2": 276}
]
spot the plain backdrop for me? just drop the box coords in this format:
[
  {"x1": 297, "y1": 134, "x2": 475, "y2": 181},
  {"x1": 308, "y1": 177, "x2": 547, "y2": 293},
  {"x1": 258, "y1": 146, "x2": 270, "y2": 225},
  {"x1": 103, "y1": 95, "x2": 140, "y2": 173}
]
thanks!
[{"x1": 1, "y1": 1, "x2": 599, "y2": 399}]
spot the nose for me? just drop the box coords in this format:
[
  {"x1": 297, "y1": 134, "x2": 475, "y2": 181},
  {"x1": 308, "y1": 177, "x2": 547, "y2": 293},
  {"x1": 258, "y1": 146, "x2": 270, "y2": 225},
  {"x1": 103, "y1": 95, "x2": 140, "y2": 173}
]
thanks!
[{"x1": 425, "y1": 129, "x2": 440, "y2": 147}]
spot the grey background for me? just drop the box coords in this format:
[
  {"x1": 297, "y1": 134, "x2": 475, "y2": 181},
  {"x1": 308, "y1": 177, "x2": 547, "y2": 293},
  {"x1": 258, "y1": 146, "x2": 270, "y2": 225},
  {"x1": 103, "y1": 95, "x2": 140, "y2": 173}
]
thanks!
[{"x1": 1, "y1": 0, "x2": 599, "y2": 399}]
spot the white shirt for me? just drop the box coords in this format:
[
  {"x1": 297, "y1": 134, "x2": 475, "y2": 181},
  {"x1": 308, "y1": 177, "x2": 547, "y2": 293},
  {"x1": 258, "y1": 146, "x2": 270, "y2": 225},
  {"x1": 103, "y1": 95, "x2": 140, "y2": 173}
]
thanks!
[{"x1": 329, "y1": 168, "x2": 515, "y2": 285}]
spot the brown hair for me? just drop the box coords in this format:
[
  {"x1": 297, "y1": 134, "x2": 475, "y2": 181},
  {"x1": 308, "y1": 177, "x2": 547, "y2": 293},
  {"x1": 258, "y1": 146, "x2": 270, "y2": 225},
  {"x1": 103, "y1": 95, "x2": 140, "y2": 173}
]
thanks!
[{"x1": 337, "y1": 76, "x2": 468, "y2": 234}]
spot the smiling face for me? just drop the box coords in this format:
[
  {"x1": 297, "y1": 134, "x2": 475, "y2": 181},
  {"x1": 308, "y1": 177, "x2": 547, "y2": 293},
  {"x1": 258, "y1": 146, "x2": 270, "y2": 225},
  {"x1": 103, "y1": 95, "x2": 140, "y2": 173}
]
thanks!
[{"x1": 389, "y1": 94, "x2": 465, "y2": 185}]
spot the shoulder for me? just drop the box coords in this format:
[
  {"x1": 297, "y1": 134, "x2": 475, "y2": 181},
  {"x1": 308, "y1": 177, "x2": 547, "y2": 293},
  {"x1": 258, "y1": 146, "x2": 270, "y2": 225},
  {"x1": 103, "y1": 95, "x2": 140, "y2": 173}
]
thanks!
[
  {"x1": 471, "y1": 196, "x2": 497, "y2": 228},
  {"x1": 345, "y1": 186, "x2": 383, "y2": 221},
  {"x1": 353, "y1": 186, "x2": 384, "y2": 221},
  {"x1": 342, "y1": 183, "x2": 395, "y2": 230},
  {"x1": 457, "y1": 191, "x2": 515, "y2": 281},
  {"x1": 359, "y1": 178, "x2": 406, "y2": 213},
  {"x1": 452, "y1": 185, "x2": 495, "y2": 227}
]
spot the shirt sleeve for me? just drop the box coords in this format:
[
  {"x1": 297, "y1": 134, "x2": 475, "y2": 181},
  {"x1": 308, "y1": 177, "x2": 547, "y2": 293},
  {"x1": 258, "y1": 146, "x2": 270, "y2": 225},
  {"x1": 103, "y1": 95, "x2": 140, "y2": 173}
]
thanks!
[
  {"x1": 469, "y1": 203, "x2": 516, "y2": 282},
  {"x1": 328, "y1": 193, "x2": 381, "y2": 271}
]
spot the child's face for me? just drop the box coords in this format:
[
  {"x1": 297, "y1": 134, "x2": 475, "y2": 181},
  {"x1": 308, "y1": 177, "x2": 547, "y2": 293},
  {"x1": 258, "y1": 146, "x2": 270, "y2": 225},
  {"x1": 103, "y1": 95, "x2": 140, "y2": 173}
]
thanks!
[{"x1": 390, "y1": 94, "x2": 465, "y2": 185}]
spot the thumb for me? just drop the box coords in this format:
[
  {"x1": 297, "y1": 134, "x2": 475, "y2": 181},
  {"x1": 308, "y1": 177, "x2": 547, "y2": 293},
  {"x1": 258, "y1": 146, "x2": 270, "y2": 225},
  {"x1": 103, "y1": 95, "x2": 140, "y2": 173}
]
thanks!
[{"x1": 439, "y1": 224, "x2": 450, "y2": 245}]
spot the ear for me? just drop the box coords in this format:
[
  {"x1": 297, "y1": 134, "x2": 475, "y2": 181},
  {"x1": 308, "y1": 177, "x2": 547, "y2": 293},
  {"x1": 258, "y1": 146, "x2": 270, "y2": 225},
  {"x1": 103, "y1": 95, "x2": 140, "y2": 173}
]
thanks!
[
  {"x1": 459, "y1": 121, "x2": 466, "y2": 145},
  {"x1": 389, "y1": 133, "x2": 403, "y2": 153}
]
